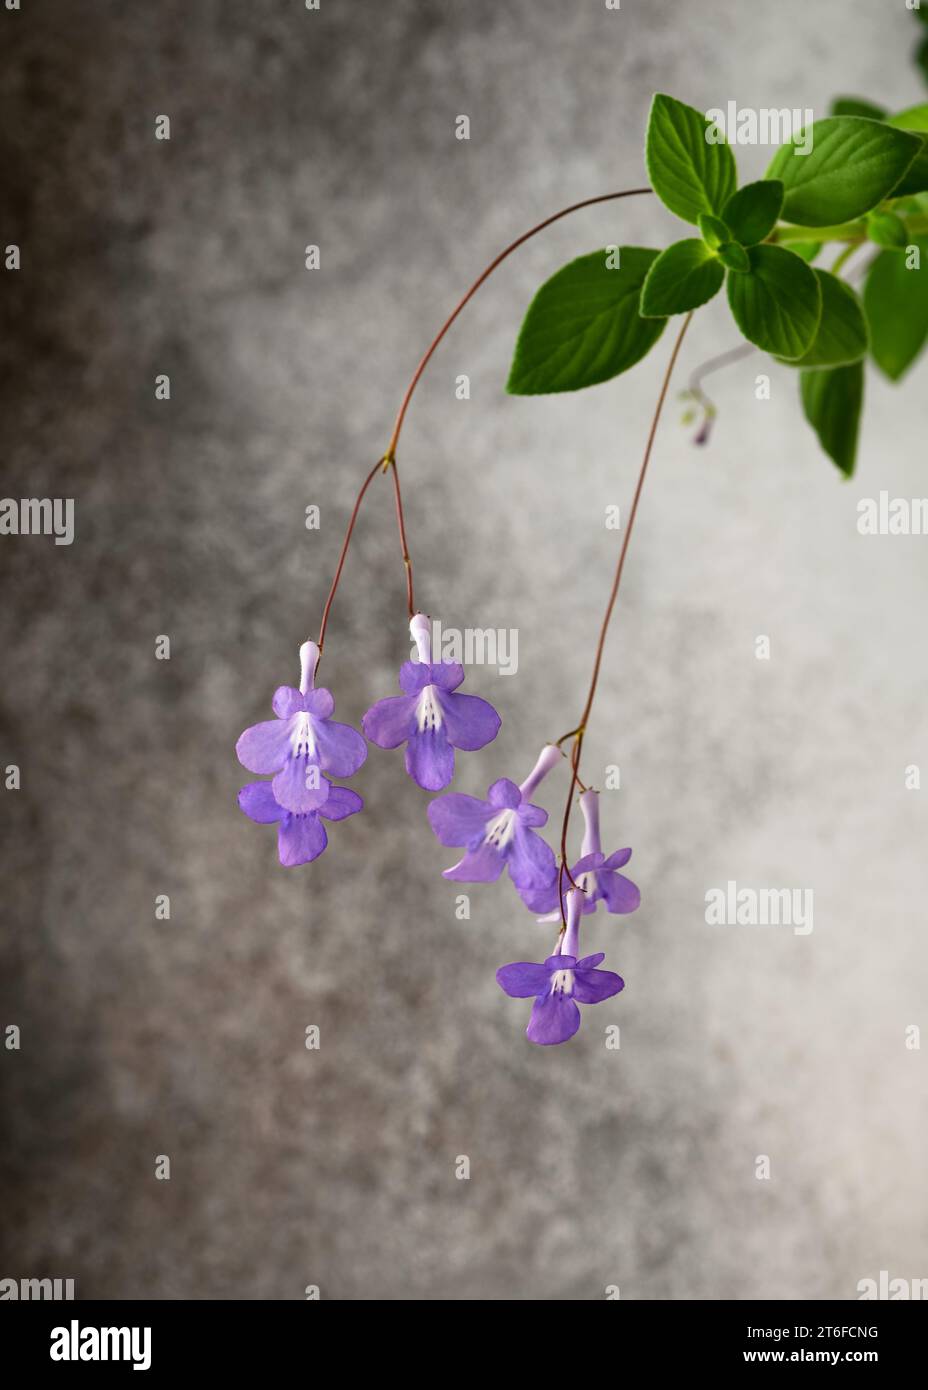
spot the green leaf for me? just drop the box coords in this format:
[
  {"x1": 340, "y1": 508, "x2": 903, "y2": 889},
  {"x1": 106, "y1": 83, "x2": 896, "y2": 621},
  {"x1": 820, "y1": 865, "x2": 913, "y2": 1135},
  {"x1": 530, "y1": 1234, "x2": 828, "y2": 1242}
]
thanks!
[
  {"x1": 506, "y1": 247, "x2": 667, "y2": 395},
  {"x1": 640, "y1": 239, "x2": 724, "y2": 317},
  {"x1": 766, "y1": 117, "x2": 921, "y2": 225},
  {"x1": 888, "y1": 102, "x2": 928, "y2": 129},
  {"x1": 786, "y1": 270, "x2": 868, "y2": 369},
  {"x1": 800, "y1": 363, "x2": 863, "y2": 477},
  {"x1": 893, "y1": 192, "x2": 928, "y2": 214},
  {"x1": 867, "y1": 210, "x2": 908, "y2": 249},
  {"x1": 645, "y1": 92, "x2": 738, "y2": 225},
  {"x1": 725, "y1": 244, "x2": 822, "y2": 359},
  {"x1": 830, "y1": 97, "x2": 887, "y2": 121},
  {"x1": 886, "y1": 105, "x2": 928, "y2": 196},
  {"x1": 789, "y1": 241, "x2": 822, "y2": 263},
  {"x1": 863, "y1": 235, "x2": 928, "y2": 380},
  {"x1": 718, "y1": 242, "x2": 750, "y2": 272},
  {"x1": 697, "y1": 213, "x2": 729, "y2": 250},
  {"x1": 722, "y1": 179, "x2": 784, "y2": 245},
  {"x1": 889, "y1": 149, "x2": 928, "y2": 197}
]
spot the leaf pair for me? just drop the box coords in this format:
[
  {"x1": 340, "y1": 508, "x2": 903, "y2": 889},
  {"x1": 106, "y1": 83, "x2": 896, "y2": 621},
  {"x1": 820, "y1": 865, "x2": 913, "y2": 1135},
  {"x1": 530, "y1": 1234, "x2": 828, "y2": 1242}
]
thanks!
[
  {"x1": 768, "y1": 100, "x2": 926, "y2": 475},
  {"x1": 641, "y1": 95, "x2": 786, "y2": 329},
  {"x1": 505, "y1": 92, "x2": 923, "y2": 423},
  {"x1": 642, "y1": 98, "x2": 823, "y2": 361},
  {"x1": 642, "y1": 94, "x2": 909, "y2": 364},
  {"x1": 819, "y1": 101, "x2": 928, "y2": 384},
  {"x1": 639, "y1": 183, "x2": 784, "y2": 319}
]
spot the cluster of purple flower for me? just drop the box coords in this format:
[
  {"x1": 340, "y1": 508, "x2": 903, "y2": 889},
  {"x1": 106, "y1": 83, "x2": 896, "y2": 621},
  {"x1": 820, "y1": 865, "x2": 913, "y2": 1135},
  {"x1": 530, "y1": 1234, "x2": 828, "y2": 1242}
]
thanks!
[{"x1": 236, "y1": 614, "x2": 639, "y2": 1045}]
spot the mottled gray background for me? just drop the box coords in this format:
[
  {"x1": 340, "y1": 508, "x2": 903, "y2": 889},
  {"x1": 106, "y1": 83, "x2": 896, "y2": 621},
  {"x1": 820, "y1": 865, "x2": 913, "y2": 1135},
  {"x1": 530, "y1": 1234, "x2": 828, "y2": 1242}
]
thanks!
[{"x1": 1, "y1": 0, "x2": 926, "y2": 1301}]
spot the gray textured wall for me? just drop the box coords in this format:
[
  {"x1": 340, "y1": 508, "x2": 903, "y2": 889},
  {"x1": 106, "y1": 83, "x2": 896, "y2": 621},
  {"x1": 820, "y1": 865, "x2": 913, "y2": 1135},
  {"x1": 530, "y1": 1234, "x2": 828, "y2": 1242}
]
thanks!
[{"x1": 1, "y1": 0, "x2": 926, "y2": 1300}]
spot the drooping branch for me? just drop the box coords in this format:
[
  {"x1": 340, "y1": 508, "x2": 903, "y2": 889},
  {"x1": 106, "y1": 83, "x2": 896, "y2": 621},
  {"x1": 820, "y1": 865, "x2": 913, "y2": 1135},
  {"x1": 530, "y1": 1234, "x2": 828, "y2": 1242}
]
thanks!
[
  {"x1": 556, "y1": 311, "x2": 694, "y2": 926},
  {"x1": 315, "y1": 188, "x2": 654, "y2": 648}
]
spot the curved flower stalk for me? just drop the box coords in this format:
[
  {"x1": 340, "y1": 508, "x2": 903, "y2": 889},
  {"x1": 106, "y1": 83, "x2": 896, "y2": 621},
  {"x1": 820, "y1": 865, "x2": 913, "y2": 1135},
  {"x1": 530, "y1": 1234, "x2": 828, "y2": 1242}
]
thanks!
[{"x1": 363, "y1": 613, "x2": 500, "y2": 791}]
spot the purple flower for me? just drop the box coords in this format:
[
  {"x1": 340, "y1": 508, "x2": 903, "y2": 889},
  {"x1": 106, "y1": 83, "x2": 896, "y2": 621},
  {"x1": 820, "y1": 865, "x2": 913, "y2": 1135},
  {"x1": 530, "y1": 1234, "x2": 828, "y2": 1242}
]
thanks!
[
  {"x1": 497, "y1": 952, "x2": 624, "y2": 1045},
  {"x1": 236, "y1": 641, "x2": 367, "y2": 815},
  {"x1": 519, "y1": 789, "x2": 639, "y2": 919},
  {"x1": 520, "y1": 850, "x2": 640, "y2": 918},
  {"x1": 497, "y1": 883, "x2": 624, "y2": 1044},
  {"x1": 428, "y1": 775, "x2": 556, "y2": 891},
  {"x1": 238, "y1": 780, "x2": 363, "y2": 867},
  {"x1": 362, "y1": 614, "x2": 500, "y2": 792}
]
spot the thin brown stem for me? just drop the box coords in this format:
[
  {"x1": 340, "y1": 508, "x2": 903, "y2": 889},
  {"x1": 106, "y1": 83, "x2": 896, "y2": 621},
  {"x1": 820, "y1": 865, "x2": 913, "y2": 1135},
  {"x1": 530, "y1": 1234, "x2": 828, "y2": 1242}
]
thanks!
[
  {"x1": 316, "y1": 457, "x2": 385, "y2": 654},
  {"x1": 557, "y1": 311, "x2": 694, "y2": 923},
  {"x1": 384, "y1": 188, "x2": 653, "y2": 461},
  {"x1": 315, "y1": 187, "x2": 655, "y2": 657},
  {"x1": 556, "y1": 734, "x2": 585, "y2": 928},
  {"x1": 385, "y1": 456, "x2": 415, "y2": 616}
]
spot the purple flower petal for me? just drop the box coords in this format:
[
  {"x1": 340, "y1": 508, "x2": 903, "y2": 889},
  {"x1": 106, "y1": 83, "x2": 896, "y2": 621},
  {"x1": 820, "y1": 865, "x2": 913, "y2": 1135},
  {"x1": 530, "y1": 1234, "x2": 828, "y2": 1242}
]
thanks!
[
  {"x1": 238, "y1": 781, "x2": 284, "y2": 824},
  {"x1": 572, "y1": 966, "x2": 625, "y2": 1004},
  {"x1": 518, "y1": 801, "x2": 548, "y2": 829},
  {"x1": 506, "y1": 824, "x2": 557, "y2": 891},
  {"x1": 437, "y1": 689, "x2": 501, "y2": 751},
  {"x1": 598, "y1": 869, "x2": 641, "y2": 915},
  {"x1": 427, "y1": 662, "x2": 465, "y2": 692},
  {"x1": 487, "y1": 778, "x2": 521, "y2": 810},
  {"x1": 236, "y1": 716, "x2": 296, "y2": 775},
  {"x1": 277, "y1": 812, "x2": 328, "y2": 867},
  {"x1": 311, "y1": 717, "x2": 368, "y2": 777},
  {"x1": 398, "y1": 661, "x2": 431, "y2": 695},
  {"x1": 405, "y1": 727, "x2": 454, "y2": 791},
  {"x1": 427, "y1": 793, "x2": 492, "y2": 847},
  {"x1": 573, "y1": 852, "x2": 604, "y2": 875},
  {"x1": 362, "y1": 693, "x2": 418, "y2": 749},
  {"x1": 527, "y1": 992, "x2": 581, "y2": 1045},
  {"x1": 272, "y1": 686, "x2": 304, "y2": 718},
  {"x1": 496, "y1": 961, "x2": 550, "y2": 998},
  {"x1": 272, "y1": 754, "x2": 331, "y2": 814},
  {"x1": 304, "y1": 688, "x2": 335, "y2": 718},
  {"x1": 519, "y1": 858, "x2": 605, "y2": 919},
  {"x1": 518, "y1": 879, "x2": 560, "y2": 915},
  {"x1": 318, "y1": 784, "x2": 364, "y2": 822},
  {"x1": 442, "y1": 841, "x2": 506, "y2": 883},
  {"x1": 576, "y1": 952, "x2": 605, "y2": 970},
  {"x1": 603, "y1": 848, "x2": 632, "y2": 871}
]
